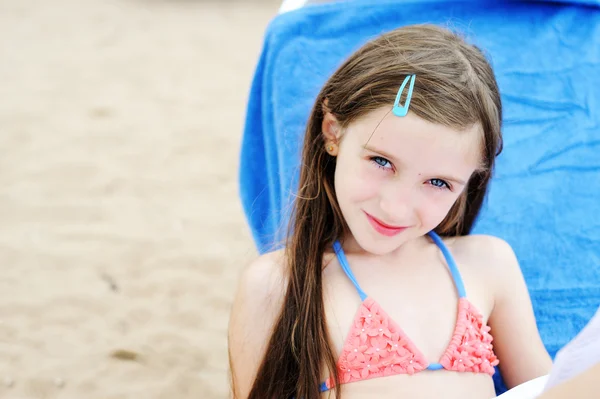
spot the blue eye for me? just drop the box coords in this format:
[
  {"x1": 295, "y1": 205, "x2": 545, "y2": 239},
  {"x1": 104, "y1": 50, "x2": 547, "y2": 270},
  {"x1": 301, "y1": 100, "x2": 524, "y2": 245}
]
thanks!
[
  {"x1": 371, "y1": 156, "x2": 392, "y2": 170},
  {"x1": 429, "y1": 178, "x2": 450, "y2": 190}
]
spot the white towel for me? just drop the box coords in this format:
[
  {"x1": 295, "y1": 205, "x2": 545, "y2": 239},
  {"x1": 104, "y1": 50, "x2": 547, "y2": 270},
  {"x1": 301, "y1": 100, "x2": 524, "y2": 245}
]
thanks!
[{"x1": 544, "y1": 306, "x2": 600, "y2": 390}]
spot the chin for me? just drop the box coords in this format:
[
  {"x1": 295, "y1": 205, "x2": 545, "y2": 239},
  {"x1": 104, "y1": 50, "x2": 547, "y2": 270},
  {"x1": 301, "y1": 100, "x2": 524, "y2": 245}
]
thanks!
[{"x1": 351, "y1": 229, "x2": 411, "y2": 255}]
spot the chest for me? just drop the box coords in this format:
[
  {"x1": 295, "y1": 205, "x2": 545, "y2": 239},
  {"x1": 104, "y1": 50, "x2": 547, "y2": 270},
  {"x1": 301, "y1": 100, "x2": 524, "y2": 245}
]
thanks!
[{"x1": 322, "y1": 253, "x2": 493, "y2": 362}]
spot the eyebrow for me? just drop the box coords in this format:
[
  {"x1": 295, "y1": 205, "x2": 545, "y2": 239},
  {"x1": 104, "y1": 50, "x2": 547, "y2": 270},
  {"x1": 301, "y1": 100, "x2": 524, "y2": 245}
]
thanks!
[{"x1": 362, "y1": 144, "x2": 468, "y2": 186}]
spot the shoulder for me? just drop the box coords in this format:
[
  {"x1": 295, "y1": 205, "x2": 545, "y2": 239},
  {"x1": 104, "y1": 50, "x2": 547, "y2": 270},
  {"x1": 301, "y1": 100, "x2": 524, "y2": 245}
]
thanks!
[
  {"x1": 445, "y1": 234, "x2": 518, "y2": 267},
  {"x1": 230, "y1": 249, "x2": 288, "y2": 332},
  {"x1": 238, "y1": 249, "x2": 288, "y2": 303},
  {"x1": 228, "y1": 249, "x2": 288, "y2": 397},
  {"x1": 444, "y1": 234, "x2": 522, "y2": 291}
]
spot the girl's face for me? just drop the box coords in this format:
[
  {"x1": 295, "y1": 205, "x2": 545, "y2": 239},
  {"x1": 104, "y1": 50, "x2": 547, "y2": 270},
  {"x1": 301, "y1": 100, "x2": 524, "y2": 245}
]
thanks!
[{"x1": 330, "y1": 107, "x2": 482, "y2": 255}]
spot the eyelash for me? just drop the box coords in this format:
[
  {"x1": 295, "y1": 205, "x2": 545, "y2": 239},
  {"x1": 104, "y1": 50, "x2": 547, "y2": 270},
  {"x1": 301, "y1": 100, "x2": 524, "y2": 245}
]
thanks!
[
  {"x1": 369, "y1": 156, "x2": 452, "y2": 191},
  {"x1": 371, "y1": 156, "x2": 393, "y2": 170},
  {"x1": 429, "y1": 178, "x2": 451, "y2": 190}
]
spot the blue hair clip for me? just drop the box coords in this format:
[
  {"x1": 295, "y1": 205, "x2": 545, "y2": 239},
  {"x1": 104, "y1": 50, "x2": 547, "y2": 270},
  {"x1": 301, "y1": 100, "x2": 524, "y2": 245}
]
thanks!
[{"x1": 392, "y1": 74, "x2": 416, "y2": 117}]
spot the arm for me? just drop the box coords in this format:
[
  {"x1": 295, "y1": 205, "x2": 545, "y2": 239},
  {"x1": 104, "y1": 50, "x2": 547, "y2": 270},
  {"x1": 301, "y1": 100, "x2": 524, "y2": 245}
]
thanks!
[
  {"x1": 485, "y1": 236, "x2": 553, "y2": 389},
  {"x1": 227, "y1": 250, "x2": 287, "y2": 399}
]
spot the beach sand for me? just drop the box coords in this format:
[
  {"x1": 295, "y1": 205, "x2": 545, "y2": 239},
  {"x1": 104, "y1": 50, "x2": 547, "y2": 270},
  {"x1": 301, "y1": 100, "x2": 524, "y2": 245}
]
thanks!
[{"x1": 0, "y1": 1, "x2": 279, "y2": 397}]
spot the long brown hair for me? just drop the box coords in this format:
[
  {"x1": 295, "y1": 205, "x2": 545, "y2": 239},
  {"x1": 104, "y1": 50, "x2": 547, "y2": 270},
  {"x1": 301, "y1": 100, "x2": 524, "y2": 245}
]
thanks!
[{"x1": 244, "y1": 24, "x2": 503, "y2": 399}]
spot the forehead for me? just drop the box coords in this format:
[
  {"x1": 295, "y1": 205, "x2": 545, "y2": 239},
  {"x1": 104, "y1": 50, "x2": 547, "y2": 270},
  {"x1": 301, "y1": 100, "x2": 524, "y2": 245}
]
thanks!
[{"x1": 345, "y1": 108, "x2": 483, "y2": 171}]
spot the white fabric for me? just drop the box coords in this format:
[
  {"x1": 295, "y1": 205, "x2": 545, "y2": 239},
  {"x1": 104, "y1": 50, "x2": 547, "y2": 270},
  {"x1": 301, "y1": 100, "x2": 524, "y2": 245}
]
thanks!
[
  {"x1": 544, "y1": 306, "x2": 600, "y2": 390},
  {"x1": 495, "y1": 375, "x2": 549, "y2": 399},
  {"x1": 279, "y1": 0, "x2": 341, "y2": 14},
  {"x1": 279, "y1": 0, "x2": 310, "y2": 13}
]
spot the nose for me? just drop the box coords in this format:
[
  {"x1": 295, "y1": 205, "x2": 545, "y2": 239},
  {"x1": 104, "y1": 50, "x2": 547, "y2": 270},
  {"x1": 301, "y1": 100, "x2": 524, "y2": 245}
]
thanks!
[{"x1": 379, "y1": 181, "x2": 414, "y2": 223}]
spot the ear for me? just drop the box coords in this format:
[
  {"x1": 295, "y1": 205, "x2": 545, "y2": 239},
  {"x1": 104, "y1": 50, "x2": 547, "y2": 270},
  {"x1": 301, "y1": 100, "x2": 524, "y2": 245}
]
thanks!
[{"x1": 321, "y1": 99, "x2": 342, "y2": 144}]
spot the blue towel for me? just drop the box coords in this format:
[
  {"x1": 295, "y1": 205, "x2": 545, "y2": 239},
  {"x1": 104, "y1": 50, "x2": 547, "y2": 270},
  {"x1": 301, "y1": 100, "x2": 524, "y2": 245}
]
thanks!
[{"x1": 239, "y1": 0, "x2": 600, "y2": 394}]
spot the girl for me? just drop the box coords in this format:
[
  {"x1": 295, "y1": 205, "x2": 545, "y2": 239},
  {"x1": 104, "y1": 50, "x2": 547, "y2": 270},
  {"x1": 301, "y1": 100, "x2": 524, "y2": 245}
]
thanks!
[{"x1": 229, "y1": 24, "x2": 552, "y2": 399}]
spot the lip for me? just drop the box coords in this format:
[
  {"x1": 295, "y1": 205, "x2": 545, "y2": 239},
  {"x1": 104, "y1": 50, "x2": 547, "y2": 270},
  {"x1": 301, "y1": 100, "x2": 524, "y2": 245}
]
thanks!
[{"x1": 364, "y1": 211, "x2": 408, "y2": 237}]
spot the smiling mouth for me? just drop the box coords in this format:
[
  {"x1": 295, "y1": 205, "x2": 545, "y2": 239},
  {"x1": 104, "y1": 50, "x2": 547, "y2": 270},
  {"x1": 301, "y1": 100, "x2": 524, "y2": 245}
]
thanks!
[{"x1": 364, "y1": 211, "x2": 408, "y2": 237}]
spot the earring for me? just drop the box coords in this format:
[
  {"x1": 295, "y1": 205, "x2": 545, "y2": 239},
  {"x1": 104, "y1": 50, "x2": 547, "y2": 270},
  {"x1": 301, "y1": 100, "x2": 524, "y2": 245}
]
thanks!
[{"x1": 326, "y1": 143, "x2": 337, "y2": 154}]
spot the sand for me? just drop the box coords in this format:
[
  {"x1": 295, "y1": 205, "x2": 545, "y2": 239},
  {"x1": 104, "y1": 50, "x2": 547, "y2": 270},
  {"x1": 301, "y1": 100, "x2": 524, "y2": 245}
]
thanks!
[{"x1": 0, "y1": 1, "x2": 279, "y2": 397}]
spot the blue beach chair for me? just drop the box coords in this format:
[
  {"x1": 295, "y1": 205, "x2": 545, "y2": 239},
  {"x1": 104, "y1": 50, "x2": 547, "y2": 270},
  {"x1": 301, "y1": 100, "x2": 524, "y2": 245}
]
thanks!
[{"x1": 239, "y1": 0, "x2": 600, "y2": 394}]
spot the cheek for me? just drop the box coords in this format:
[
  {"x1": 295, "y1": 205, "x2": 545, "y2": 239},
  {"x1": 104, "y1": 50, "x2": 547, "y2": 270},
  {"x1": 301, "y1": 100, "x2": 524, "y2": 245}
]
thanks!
[
  {"x1": 416, "y1": 192, "x2": 462, "y2": 227},
  {"x1": 352, "y1": 178, "x2": 380, "y2": 203},
  {"x1": 334, "y1": 156, "x2": 382, "y2": 204}
]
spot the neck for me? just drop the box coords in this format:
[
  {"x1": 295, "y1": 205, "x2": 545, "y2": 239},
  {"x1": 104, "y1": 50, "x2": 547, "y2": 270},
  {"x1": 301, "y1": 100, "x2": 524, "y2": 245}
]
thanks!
[{"x1": 338, "y1": 232, "x2": 431, "y2": 264}]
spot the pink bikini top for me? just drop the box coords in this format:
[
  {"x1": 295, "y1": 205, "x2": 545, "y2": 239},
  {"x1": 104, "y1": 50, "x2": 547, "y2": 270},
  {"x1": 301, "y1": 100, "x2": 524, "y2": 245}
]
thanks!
[{"x1": 320, "y1": 231, "x2": 499, "y2": 392}]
